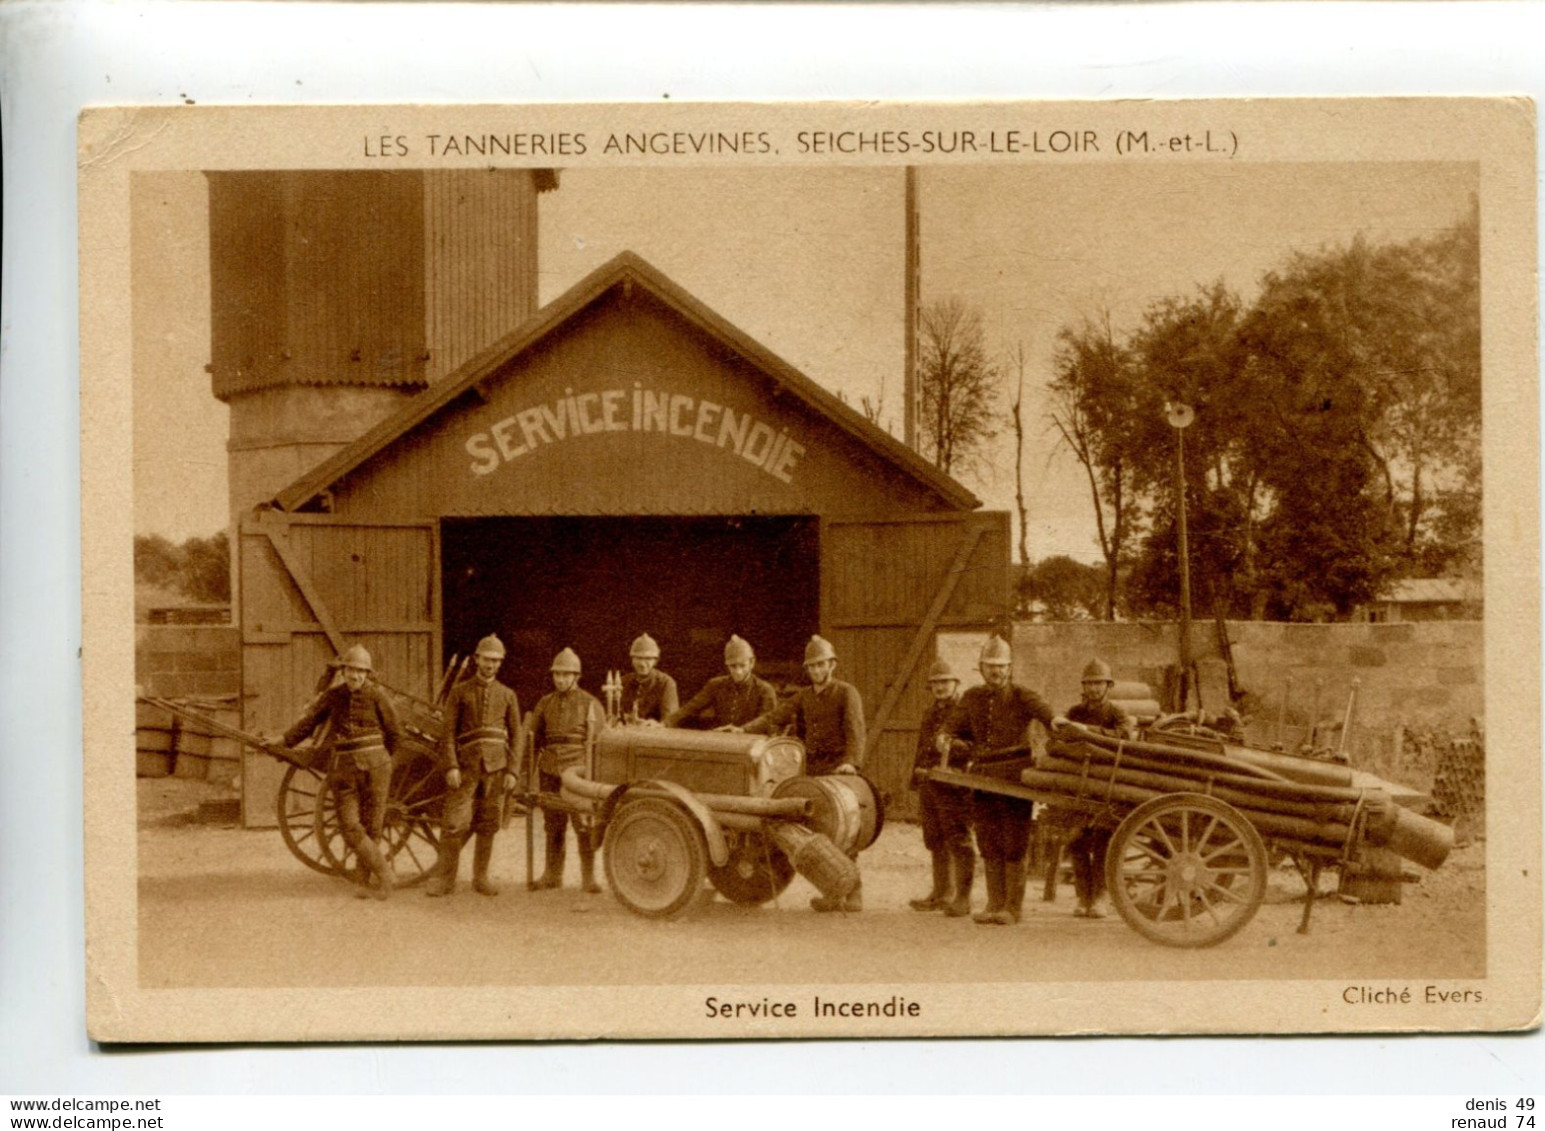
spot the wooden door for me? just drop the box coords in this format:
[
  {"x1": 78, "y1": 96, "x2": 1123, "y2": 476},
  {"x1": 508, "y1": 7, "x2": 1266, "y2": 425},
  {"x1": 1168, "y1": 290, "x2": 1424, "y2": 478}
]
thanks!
[
  {"x1": 237, "y1": 511, "x2": 441, "y2": 826},
  {"x1": 820, "y1": 512, "x2": 1010, "y2": 817}
]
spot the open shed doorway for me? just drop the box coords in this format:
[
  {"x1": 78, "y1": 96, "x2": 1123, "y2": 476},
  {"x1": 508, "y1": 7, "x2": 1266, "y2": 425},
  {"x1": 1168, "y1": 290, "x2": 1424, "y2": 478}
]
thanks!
[{"x1": 441, "y1": 516, "x2": 820, "y2": 712}]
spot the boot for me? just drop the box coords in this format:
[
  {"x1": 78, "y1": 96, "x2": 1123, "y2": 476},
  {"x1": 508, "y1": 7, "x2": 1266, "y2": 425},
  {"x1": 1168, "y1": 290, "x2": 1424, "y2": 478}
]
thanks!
[
  {"x1": 973, "y1": 859, "x2": 1005, "y2": 924},
  {"x1": 843, "y1": 878, "x2": 863, "y2": 912},
  {"x1": 811, "y1": 877, "x2": 863, "y2": 913},
  {"x1": 909, "y1": 852, "x2": 950, "y2": 911},
  {"x1": 1004, "y1": 859, "x2": 1027, "y2": 925},
  {"x1": 425, "y1": 832, "x2": 465, "y2": 897},
  {"x1": 354, "y1": 838, "x2": 394, "y2": 902},
  {"x1": 472, "y1": 832, "x2": 500, "y2": 896},
  {"x1": 1070, "y1": 843, "x2": 1092, "y2": 913},
  {"x1": 577, "y1": 836, "x2": 602, "y2": 894},
  {"x1": 534, "y1": 818, "x2": 565, "y2": 890},
  {"x1": 943, "y1": 851, "x2": 975, "y2": 918}
]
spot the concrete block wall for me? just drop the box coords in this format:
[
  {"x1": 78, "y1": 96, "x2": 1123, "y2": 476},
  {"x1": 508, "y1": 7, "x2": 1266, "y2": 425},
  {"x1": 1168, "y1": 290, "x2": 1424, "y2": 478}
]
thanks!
[
  {"x1": 938, "y1": 619, "x2": 1483, "y2": 777},
  {"x1": 135, "y1": 624, "x2": 241, "y2": 700}
]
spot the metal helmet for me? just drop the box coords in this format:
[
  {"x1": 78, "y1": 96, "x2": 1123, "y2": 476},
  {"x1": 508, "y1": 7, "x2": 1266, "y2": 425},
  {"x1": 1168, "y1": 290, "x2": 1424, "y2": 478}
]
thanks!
[
  {"x1": 629, "y1": 633, "x2": 661, "y2": 660},
  {"x1": 550, "y1": 647, "x2": 582, "y2": 674},
  {"x1": 926, "y1": 658, "x2": 958, "y2": 684},
  {"x1": 978, "y1": 635, "x2": 1013, "y2": 666},
  {"x1": 1081, "y1": 658, "x2": 1114, "y2": 684},
  {"x1": 475, "y1": 634, "x2": 506, "y2": 660},
  {"x1": 724, "y1": 635, "x2": 754, "y2": 664},
  {"x1": 804, "y1": 635, "x2": 837, "y2": 664},
  {"x1": 339, "y1": 644, "x2": 373, "y2": 671}
]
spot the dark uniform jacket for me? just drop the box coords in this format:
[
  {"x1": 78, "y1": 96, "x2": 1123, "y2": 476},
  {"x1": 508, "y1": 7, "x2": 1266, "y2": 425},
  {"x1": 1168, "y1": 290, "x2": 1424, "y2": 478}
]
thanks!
[
  {"x1": 942, "y1": 684, "x2": 1057, "y2": 770},
  {"x1": 1066, "y1": 698, "x2": 1130, "y2": 734},
  {"x1": 530, "y1": 687, "x2": 604, "y2": 775},
  {"x1": 666, "y1": 674, "x2": 778, "y2": 730},
  {"x1": 439, "y1": 676, "x2": 521, "y2": 773},
  {"x1": 620, "y1": 669, "x2": 679, "y2": 723},
  {"x1": 911, "y1": 693, "x2": 962, "y2": 776},
  {"x1": 745, "y1": 679, "x2": 866, "y2": 775},
  {"x1": 284, "y1": 682, "x2": 401, "y2": 771}
]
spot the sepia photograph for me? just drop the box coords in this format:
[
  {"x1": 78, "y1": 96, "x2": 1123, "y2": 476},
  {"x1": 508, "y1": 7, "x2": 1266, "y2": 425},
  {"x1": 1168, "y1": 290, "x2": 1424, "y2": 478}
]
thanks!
[{"x1": 78, "y1": 99, "x2": 1537, "y2": 1042}]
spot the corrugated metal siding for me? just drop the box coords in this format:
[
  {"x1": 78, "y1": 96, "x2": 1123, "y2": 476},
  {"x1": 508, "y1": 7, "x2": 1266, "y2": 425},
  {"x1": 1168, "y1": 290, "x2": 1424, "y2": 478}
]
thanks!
[
  {"x1": 208, "y1": 172, "x2": 286, "y2": 400},
  {"x1": 284, "y1": 172, "x2": 427, "y2": 391},
  {"x1": 325, "y1": 291, "x2": 950, "y2": 522},
  {"x1": 210, "y1": 172, "x2": 430, "y2": 400},
  {"x1": 424, "y1": 170, "x2": 540, "y2": 383}
]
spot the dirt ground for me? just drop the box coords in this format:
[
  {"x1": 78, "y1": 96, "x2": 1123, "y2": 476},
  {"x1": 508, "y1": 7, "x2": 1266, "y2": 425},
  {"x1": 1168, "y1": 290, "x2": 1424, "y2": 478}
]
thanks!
[{"x1": 136, "y1": 778, "x2": 1486, "y2": 990}]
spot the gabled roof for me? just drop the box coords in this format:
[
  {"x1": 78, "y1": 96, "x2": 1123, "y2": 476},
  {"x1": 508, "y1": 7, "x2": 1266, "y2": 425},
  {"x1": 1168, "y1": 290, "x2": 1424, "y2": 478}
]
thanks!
[{"x1": 272, "y1": 250, "x2": 980, "y2": 514}]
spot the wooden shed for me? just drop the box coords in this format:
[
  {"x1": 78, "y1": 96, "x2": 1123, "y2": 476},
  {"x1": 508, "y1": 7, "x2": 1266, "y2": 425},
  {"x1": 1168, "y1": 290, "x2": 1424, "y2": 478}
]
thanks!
[{"x1": 240, "y1": 251, "x2": 1009, "y2": 816}]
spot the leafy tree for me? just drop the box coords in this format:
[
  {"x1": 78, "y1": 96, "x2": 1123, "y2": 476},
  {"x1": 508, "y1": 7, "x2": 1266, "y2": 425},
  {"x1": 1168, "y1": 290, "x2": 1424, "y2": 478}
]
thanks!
[
  {"x1": 133, "y1": 532, "x2": 230, "y2": 604},
  {"x1": 917, "y1": 298, "x2": 1000, "y2": 478},
  {"x1": 1019, "y1": 555, "x2": 1105, "y2": 621},
  {"x1": 1242, "y1": 204, "x2": 1480, "y2": 576},
  {"x1": 1048, "y1": 312, "x2": 1140, "y2": 619},
  {"x1": 134, "y1": 534, "x2": 183, "y2": 590},
  {"x1": 180, "y1": 534, "x2": 232, "y2": 603},
  {"x1": 1048, "y1": 208, "x2": 1481, "y2": 622}
]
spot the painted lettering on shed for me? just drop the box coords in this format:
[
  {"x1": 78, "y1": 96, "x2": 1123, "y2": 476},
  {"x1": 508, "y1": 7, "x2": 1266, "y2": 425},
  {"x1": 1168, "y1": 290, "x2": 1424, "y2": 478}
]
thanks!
[{"x1": 464, "y1": 383, "x2": 808, "y2": 485}]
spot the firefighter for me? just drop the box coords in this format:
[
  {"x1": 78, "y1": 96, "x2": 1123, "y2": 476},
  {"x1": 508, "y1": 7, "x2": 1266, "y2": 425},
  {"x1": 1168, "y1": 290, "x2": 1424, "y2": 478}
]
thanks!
[
  {"x1": 665, "y1": 634, "x2": 777, "y2": 730},
  {"x1": 529, "y1": 647, "x2": 605, "y2": 893},
  {"x1": 736, "y1": 634, "x2": 868, "y2": 912},
  {"x1": 274, "y1": 644, "x2": 400, "y2": 901},
  {"x1": 907, "y1": 658, "x2": 974, "y2": 917},
  {"x1": 427, "y1": 634, "x2": 522, "y2": 898},
  {"x1": 937, "y1": 636, "x2": 1068, "y2": 926},
  {"x1": 1063, "y1": 658, "x2": 1133, "y2": 919},
  {"x1": 619, "y1": 633, "x2": 679, "y2": 724}
]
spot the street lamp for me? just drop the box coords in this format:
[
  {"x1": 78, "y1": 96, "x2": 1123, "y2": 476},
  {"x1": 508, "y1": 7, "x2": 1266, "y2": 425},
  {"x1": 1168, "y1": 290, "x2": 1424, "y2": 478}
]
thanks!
[{"x1": 1166, "y1": 401, "x2": 1196, "y2": 711}]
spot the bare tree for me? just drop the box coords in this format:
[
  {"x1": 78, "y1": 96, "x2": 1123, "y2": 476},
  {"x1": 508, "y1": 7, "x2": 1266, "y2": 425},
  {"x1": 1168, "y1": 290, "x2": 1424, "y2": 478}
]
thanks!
[
  {"x1": 918, "y1": 298, "x2": 1000, "y2": 477},
  {"x1": 837, "y1": 387, "x2": 893, "y2": 436},
  {"x1": 1047, "y1": 310, "x2": 1134, "y2": 620},
  {"x1": 1009, "y1": 343, "x2": 1031, "y2": 569},
  {"x1": 860, "y1": 390, "x2": 890, "y2": 434}
]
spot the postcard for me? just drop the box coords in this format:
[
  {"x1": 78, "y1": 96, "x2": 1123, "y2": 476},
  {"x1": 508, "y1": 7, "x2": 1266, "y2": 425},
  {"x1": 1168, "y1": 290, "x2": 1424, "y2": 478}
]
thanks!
[{"x1": 80, "y1": 98, "x2": 1538, "y2": 1041}]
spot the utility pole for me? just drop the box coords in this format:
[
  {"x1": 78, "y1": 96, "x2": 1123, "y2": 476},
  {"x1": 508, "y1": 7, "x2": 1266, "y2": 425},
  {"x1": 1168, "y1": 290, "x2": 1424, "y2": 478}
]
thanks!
[
  {"x1": 903, "y1": 166, "x2": 920, "y2": 451},
  {"x1": 1167, "y1": 401, "x2": 1196, "y2": 711}
]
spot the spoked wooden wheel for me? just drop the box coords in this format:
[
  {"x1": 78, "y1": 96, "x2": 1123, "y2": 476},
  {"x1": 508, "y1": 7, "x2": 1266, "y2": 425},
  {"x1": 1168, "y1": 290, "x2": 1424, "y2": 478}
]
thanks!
[
  {"x1": 276, "y1": 763, "x2": 343, "y2": 876},
  {"x1": 1105, "y1": 793, "x2": 1268, "y2": 948},
  {"x1": 708, "y1": 830, "x2": 795, "y2": 905},
  {"x1": 317, "y1": 750, "x2": 447, "y2": 887},
  {"x1": 380, "y1": 749, "x2": 446, "y2": 887},
  {"x1": 603, "y1": 798, "x2": 708, "y2": 919}
]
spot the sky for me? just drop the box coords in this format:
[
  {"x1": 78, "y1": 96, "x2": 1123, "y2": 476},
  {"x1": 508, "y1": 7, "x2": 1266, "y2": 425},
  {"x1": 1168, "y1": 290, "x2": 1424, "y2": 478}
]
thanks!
[{"x1": 134, "y1": 160, "x2": 1477, "y2": 560}]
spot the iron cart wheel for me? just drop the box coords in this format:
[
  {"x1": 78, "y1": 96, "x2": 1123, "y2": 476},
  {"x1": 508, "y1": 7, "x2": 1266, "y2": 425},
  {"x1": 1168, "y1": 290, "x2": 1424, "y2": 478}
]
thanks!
[
  {"x1": 603, "y1": 797, "x2": 709, "y2": 919},
  {"x1": 708, "y1": 830, "x2": 796, "y2": 905},
  {"x1": 276, "y1": 762, "x2": 343, "y2": 876},
  {"x1": 1105, "y1": 792, "x2": 1268, "y2": 948},
  {"x1": 316, "y1": 748, "x2": 447, "y2": 887}
]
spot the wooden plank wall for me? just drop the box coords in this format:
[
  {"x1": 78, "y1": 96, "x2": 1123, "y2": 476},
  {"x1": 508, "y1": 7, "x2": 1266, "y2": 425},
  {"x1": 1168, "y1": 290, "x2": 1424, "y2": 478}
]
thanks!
[
  {"x1": 823, "y1": 512, "x2": 1010, "y2": 817},
  {"x1": 239, "y1": 517, "x2": 440, "y2": 827},
  {"x1": 328, "y1": 291, "x2": 951, "y2": 523}
]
